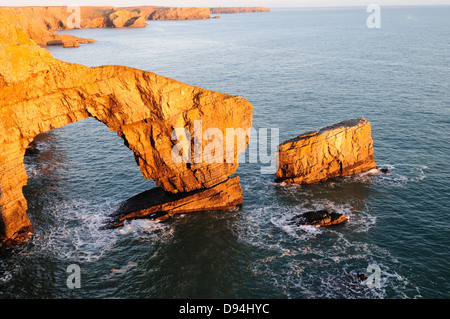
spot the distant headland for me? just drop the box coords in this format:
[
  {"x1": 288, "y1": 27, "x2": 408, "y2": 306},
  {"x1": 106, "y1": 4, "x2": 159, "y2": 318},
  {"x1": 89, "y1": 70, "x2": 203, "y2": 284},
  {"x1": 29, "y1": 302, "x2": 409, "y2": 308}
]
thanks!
[{"x1": 0, "y1": 6, "x2": 270, "y2": 47}]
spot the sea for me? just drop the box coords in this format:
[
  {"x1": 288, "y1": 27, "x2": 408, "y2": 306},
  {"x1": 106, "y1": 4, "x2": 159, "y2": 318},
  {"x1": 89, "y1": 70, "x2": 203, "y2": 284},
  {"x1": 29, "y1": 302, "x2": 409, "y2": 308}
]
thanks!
[{"x1": 0, "y1": 6, "x2": 449, "y2": 300}]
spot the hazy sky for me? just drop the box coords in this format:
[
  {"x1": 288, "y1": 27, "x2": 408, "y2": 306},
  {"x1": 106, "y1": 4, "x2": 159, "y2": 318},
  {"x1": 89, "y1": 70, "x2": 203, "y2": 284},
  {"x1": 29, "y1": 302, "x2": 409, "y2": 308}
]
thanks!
[{"x1": 3, "y1": 0, "x2": 450, "y2": 7}]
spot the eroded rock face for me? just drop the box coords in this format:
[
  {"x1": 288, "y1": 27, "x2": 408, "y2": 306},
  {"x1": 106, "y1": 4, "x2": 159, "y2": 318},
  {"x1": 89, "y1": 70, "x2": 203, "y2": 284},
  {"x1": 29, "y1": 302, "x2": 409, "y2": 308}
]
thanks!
[
  {"x1": 0, "y1": 20, "x2": 252, "y2": 244},
  {"x1": 275, "y1": 118, "x2": 377, "y2": 185},
  {"x1": 105, "y1": 176, "x2": 243, "y2": 229},
  {"x1": 142, "y1": 7, "x2": 211, "y2": 20},
  {"x1": 0, "y1": 7, "x2": 97, "y2": 47},
  {"x1": 107, "y1": 10, "x2": 147, "y2": 28},
  {"x1": 0, "y1": 6, "x2": 207, "y2": 47}
]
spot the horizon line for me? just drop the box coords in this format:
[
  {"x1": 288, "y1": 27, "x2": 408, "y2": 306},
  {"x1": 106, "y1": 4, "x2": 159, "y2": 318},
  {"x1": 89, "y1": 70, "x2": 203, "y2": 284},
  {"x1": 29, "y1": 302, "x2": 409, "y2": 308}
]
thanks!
[{"x1": 1, "y1": 4, "x2": 450, "y2": 7}]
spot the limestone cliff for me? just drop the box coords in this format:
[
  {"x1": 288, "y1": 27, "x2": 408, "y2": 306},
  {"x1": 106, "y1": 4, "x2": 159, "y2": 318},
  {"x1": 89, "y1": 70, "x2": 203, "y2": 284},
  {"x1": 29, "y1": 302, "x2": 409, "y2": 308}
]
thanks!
[
  {"x1": 138, "y1": 7, "x2": 211, "y2": 20},
  {"x1": 0, "y1": 7, "x2": 98, "y2": 47},
  {"x1": 0, "y1": 6, "x2": 207, "y2": 47},
  {"x1": 0, "y1": 19, "x2": 253, "y2": 245},
  {"x1": 275, "y1": 118, "x2": 377, "y2": 185},
  {"x1": 210, "y1": 7, "x2": 271, "y2": 14}
]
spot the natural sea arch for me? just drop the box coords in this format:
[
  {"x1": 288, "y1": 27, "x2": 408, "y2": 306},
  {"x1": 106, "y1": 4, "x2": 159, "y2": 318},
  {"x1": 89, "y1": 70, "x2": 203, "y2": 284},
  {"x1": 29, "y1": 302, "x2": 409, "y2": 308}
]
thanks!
[
  {"x1": 0, "y1": 20, "x2": 253, "y2": 244},
  {"x1": 22, "y1": 118, "x2": 152, "y2": 236}
]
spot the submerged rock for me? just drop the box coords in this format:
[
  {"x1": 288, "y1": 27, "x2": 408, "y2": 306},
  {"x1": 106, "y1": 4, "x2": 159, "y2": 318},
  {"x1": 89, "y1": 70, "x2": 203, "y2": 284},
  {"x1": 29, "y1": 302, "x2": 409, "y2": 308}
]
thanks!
[
  {"x1": 275, "y1": 118, "x2": 378, "y2": 185},
  {"x1": 289, "y1": 209, "x2": 348, "y2": 227}
]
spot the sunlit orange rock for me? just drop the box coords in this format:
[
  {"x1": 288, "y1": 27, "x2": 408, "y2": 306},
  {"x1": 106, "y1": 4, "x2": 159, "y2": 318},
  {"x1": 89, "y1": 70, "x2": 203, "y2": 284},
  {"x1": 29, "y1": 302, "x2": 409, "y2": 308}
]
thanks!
[
  {"x1": 0, "y1": 6, "x2": 271, "y2": 49},
  {"x1": 0, "y1": 19, "x2": 252, "y2": 245},
  {"x1": 275, "y1": 118, "x2": 378, "y2": 185}
]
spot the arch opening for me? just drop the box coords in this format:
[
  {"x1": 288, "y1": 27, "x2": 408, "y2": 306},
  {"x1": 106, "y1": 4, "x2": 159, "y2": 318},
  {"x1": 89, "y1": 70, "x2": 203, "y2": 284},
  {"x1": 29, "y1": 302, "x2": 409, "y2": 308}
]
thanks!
[{"x1": 21, "y1": 117, "x2": 153, "y2": 245}]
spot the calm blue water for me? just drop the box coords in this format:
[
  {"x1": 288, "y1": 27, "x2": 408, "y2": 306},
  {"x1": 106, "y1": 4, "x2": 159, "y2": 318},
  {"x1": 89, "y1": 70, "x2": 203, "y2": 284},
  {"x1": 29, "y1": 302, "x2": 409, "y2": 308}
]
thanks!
[{"x1": 1, "y1": 6, "x2": 449, "y2": 299}]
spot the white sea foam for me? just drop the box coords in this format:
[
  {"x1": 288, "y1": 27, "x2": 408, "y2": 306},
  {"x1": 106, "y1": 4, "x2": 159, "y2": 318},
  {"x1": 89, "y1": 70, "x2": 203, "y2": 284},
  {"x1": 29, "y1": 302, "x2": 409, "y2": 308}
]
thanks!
[
  {"x1": 235, "y1": 190, "x2": 419, "y2": 298},
  {"x1": 0, "y1": 269, "x2": 14, "y2": 284},
  {"x1": 118, "y1": 218, "x2": 173, "y2": 242},
  {"x1": 250, "y1": 238, "x2": 414, "y2": 299},
  {"x1": 28, "y1": 197, "x2": 172, "y2": 263},
  {"x1": 370, "y1": 163, "x2": 428, "y2": 187}
]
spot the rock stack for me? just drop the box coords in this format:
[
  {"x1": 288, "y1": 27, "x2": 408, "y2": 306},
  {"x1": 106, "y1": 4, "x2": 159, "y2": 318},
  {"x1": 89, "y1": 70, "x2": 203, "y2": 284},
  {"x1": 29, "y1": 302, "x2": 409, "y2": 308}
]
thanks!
[
  {"x1": 273, "y1": 118, "x2": 379, "y2": 227},
  {"x1": 275, "y1": 118, "x2": 377, "y2": 185}
]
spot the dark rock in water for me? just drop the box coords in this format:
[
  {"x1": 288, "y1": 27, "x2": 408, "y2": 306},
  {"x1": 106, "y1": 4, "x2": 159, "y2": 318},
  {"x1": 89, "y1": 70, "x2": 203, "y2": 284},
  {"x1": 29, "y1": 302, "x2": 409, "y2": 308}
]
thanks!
[
  {"x1": 379, "y1": 167, "x2": 390, "y2": 174},
  {"x1": 357, "y1": 273, "x2": 367, "y2": 281},
  {"x1": 331, "y1": 273, "x2": 372, "y2": 296},
  {"x1": 103, "y1": 176, "x2": 243, "y2": 229},
  {"x1": 25, "y1": 141, "x2": 39, "y2": 156},
  {"x1": 289, "y1": 209, "x2": 347, "y2": 226},
  {"x1": 341, "y1": 273, "x2": 368, "y2": 285}
]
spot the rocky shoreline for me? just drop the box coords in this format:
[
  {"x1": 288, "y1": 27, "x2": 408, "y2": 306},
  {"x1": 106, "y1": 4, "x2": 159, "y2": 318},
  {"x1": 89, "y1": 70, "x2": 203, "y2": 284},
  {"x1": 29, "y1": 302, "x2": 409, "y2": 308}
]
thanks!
[{"x1": 0, "y1": 6, "x2": 270, "y2": 48}]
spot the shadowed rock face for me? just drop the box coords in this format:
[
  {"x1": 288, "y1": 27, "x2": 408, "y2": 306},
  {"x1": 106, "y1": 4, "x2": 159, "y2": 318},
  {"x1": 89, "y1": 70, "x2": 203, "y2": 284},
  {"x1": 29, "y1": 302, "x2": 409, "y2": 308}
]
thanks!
[
  {"x1": 104, "y1": 176, "x2": 243, "y2": 229},
  {"x1": 275, "y1": 118, "x2": 377, "y2": 185},
  {"x1": 0, "y1": 19, "x2": 253, "y2": 245}
]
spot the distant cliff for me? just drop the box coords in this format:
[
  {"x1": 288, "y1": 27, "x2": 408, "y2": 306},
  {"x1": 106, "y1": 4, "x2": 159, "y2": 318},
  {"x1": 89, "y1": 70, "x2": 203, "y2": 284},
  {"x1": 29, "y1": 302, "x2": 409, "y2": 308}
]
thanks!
[
  {"x1": 210, "y1": 7, "x2": 270, "y2": 14},
  {"x1": 0, "y1": 6, "x2": 270, "y2": 48}
]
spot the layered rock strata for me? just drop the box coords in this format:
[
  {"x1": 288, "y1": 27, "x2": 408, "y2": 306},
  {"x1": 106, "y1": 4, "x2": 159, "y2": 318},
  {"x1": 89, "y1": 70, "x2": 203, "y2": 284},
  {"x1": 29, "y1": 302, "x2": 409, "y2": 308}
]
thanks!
[
  {"x1": 275, "y1": 118, "x2": 377, "y2": 185},
  {"x1": 139, "y1": 7, "x2": 211, "y2": 20},
  {"x1": 106, "y1": 176, "x2": 243, "y2": 229},
  {"x1": 0, "y1": 20, "x2": 252, "y2": 245}
]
